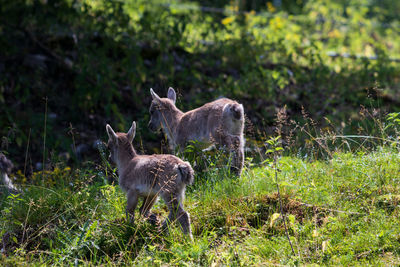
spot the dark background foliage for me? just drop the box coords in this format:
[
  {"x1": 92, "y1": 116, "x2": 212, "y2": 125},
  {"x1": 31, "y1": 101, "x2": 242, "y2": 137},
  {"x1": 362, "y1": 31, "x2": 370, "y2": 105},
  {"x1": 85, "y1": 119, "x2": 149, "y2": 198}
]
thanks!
[{"x1": 1, "y1": 0, "x2": 399, "y2": 171}]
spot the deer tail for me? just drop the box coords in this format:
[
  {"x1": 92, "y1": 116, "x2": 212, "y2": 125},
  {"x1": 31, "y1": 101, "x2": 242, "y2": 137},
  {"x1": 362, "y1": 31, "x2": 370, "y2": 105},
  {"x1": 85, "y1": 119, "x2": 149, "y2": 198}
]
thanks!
[
  {"x1": 177, "y1": 162, "x2": 194, "y2": 185},
  {"x1": 223, "y1": 103, "x2": 244, "y2": 121},
  {"x1": 231, "y1": 103, "x2": 244, "y2": 120}
]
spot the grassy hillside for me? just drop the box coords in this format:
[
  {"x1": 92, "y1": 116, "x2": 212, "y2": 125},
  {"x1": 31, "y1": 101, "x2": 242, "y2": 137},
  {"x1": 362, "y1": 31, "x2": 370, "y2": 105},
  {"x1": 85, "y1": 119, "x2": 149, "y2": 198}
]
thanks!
[
  {"x1": 1, "y1": 147, "x2": 400, "y2": 265},
  {"x1": 1, "y1": 0, "x2": 400, "y2": 265}
]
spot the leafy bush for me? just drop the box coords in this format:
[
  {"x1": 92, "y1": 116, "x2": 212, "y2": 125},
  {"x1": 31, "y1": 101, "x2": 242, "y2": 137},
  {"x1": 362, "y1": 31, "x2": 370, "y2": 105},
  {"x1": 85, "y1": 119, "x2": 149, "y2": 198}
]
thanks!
[{"x1": 1, "y1": 0, "x2": 399, "y2": 168}]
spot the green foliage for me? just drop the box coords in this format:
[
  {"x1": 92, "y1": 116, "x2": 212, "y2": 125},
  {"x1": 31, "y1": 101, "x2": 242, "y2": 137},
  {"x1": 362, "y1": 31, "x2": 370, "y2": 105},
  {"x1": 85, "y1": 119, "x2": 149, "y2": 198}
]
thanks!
[
  {"x1": 0, "y1": 1, "x2": 400, "y2": 264},
  {"x1": 0, "y1": 0, "x2": 399, "y2": 166},
  {"x1": 384, "y1": 112, "x2": 400, "y2": 148},
  {"x1": 2, "y1": 147, "x2": 400, "y2": 265},
  {"x1": 180, "y1": 140, "x2": 235, "y2": 180}
]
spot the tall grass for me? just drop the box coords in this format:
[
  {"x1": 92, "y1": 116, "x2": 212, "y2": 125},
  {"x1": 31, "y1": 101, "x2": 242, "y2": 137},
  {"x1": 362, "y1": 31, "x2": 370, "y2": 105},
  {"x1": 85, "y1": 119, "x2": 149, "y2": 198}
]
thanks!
[
  {"x1": 1, "y1": 106, "x2": 400, "y2": 265},
  {"x1": 2, "y1": 151, "x2": 400, "y2": 265}
]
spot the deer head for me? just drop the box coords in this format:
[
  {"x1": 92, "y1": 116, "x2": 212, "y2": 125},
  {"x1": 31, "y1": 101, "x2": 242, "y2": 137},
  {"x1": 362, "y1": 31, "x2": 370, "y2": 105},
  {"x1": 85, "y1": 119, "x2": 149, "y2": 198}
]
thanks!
[
  {"x1": 148, "y1": 87, "x2": 177, "y2": 132},
  {"x1": 106, "y1": 121, "x2": 136, "y2": 164}
]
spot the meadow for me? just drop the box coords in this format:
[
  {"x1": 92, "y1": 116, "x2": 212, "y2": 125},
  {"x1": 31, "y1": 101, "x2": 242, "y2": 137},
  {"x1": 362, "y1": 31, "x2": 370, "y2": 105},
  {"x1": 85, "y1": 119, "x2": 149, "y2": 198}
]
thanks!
[
  {"x1": 1, "y1": 144, "x2": 400, "y2": 265},
  {"x1": 1, "y1": 0, "x2": 400, "y2": 265}
]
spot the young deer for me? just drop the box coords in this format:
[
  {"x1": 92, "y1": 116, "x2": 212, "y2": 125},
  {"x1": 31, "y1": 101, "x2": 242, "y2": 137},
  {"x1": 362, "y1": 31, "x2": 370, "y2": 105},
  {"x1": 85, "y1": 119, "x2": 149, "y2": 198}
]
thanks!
[
  {"x1": 148, "y1": 87, "x2": 245, "y2": 176},
  {"x1": 106, "y1": 121, "x2": 194, "y2": 238}
]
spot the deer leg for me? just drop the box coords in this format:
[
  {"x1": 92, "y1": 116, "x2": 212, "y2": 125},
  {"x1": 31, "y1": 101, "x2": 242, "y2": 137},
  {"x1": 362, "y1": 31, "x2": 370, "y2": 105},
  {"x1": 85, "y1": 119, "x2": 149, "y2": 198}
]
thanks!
[
  {"x1": 161, "y1": 194, "x2": 177, "y2": 234},
  {"x1": 177, "y1": 207, "x2": 193, "y2": 240},
  {"x1": 231, "y1": 136, "x2": 244, "y2": 176},
  {"x1": 161, "y1": 193, "x2": 192, "y2": 238},
  {"x1": 126, "y1": 189, "x2": 139, "y2": 223},
  {"x1": 139, "y1": 195, "x2": 158, "y2": 225},
  {"x1": 217, "y1": 134, "x2": 244, "y2": 176}
]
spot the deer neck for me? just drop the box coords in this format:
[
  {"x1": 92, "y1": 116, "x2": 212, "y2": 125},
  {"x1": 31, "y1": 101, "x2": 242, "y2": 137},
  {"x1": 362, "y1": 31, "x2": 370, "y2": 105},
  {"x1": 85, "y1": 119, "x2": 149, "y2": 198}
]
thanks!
[
  {"x1": 116, "y1": 144, "x2": 136, "y2": 173},
  {"x1": 160, "y1": 106, "x2": 183, "y2": 149}
]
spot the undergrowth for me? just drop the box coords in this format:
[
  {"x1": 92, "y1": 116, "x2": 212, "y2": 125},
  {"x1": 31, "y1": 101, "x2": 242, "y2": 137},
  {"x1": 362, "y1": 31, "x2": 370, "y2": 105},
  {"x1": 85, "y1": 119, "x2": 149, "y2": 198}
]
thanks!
[
  {"x1": 2, "y1": 103, "x2": 400, "y2": 266},
  {"x1": 2, "y1": 113, "x2": 400, "y2": 265},
  {"x1": 1, "y1": 0, "x2": 400, "y2": 167},
  {"x1": 1, "y1": 0, "x2": 400, "y2": 265}
]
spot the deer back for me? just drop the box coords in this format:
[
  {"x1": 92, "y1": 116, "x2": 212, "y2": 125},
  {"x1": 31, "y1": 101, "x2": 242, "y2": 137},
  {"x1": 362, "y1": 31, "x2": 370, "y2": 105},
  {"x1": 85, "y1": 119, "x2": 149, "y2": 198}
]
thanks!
[
  {"x1": 119, "y1": 154, "x2": 192, "y2": 195},
  {"x1": 175, "y1": 98, "x2": 243, "y2": 147}
]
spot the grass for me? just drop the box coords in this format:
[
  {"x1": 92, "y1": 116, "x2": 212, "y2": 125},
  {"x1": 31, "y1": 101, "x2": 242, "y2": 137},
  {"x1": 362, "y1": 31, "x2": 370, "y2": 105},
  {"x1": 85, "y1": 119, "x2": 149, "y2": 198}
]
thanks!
[
  {"x1": 1, "y1": 146, "x2": 400, "y2": 265},
  {"x1": 1, "y1": 0, "x2": 400, "y2": 265}
]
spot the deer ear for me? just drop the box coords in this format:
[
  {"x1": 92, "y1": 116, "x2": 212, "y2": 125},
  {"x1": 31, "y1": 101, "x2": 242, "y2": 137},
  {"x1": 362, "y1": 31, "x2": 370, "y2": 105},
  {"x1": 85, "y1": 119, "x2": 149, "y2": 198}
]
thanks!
[
  {"x1": 167, "y1": 87, "x2": 176, "y2": 104},
  {"x1": 127, "y1": 121, "x2": 136, "y2": 143},
  {"x1": 150, "y1": 88, "x2": 161, "y2": 103},
  {"x1": 106, "y1": 124, "x2": 118, "y2": 143}
]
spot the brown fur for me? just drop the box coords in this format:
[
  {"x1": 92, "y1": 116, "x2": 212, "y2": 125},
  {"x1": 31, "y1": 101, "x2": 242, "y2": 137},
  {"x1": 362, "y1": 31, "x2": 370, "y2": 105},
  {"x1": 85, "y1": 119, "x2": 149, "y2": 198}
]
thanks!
[
  {"x1": 106, "y1": 122, "x2": 193, "y2": 239},
  {"x1": 148, "y1": 87, "x2": 245, "y2": 175}
]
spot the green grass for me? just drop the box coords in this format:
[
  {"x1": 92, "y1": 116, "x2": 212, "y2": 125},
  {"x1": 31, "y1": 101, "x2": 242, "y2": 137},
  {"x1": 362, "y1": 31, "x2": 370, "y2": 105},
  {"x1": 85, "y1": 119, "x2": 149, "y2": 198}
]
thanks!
[
  {"x1": 1, "y1": 147, "x2": 400, "y2": 265},
  {"x1": 1, "y1": 0, "x2": 400, "y2": 265}
]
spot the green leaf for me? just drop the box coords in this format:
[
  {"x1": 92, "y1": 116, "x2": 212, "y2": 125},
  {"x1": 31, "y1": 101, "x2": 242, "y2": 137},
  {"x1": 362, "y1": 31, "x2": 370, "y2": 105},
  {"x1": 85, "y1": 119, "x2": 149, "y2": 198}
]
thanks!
[{"x1": 270, "y1": 213, "x2": 281, "y2": 227}]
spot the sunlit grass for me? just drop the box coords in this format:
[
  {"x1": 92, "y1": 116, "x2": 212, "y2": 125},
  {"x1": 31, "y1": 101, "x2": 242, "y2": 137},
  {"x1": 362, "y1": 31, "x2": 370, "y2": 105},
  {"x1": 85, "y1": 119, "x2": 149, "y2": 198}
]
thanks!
[{"x1": 1, "y1": 146, "x2": 400, "y2": 265}]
